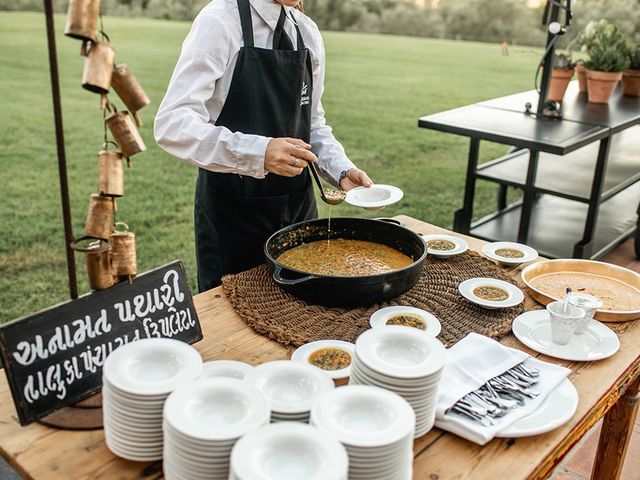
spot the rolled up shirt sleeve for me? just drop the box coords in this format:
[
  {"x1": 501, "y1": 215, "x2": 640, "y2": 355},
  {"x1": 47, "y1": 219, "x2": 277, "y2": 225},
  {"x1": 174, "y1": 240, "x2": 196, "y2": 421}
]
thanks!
[
  {"x1": 154, "y1": 11, "x2": 270, "y2": 178},
  {"x1": 308, "y1": 27, "x2": 356, "y2": 187}
]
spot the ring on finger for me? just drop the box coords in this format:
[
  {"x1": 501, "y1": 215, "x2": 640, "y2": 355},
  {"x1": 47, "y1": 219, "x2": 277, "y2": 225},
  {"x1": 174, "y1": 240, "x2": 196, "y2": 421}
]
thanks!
[{"x1": 290, "y1": 157, "x2": 299, "y2": 167}]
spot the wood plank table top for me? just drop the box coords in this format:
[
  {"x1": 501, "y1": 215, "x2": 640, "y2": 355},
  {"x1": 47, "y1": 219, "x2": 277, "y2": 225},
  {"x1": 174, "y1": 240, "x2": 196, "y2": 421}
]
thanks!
[{"x1": 0, "y1": 216, "x2": 638, "y2": 480}]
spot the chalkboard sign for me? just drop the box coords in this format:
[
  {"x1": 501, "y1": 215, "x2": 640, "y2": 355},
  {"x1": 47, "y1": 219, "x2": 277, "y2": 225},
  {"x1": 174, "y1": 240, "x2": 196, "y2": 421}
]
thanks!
[{"x1": 0, "y1": 261, "x2": 203, "y2": 425}]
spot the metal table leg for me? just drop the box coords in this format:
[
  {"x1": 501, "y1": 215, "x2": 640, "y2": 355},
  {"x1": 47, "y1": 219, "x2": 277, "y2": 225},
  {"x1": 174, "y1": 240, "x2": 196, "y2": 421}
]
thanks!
[
  {"x1": 454, "y1": 138, "x2": 480, "y2": 234},
  {"x1": 574, "y1": 137, "x2": 611, "y2": 259},
  {"x1": 517, "y1": 150, "x2": 540, "y2": 244}
]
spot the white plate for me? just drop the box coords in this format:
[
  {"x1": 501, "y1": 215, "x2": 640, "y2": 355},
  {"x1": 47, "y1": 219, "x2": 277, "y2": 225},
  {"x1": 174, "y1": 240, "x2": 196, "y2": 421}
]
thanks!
[
  {"x1": 512, "y1": 310, "x2": 620, "y2": 361},
  {"x1": 230, "y1": 423, "x2": 348, "y2": 480},
  {"x1": 369, "y1": 306, "x2": 441, "y2": 337},
  {"x1": 355, "y1": 326, "x2": 447, "y2": 379},
  {"x1": 163, "y1": 378, "x2": 270, "y2": 442},
  {"x1": 458, "y1": 278, "x2": 524, "y2": 309},
  {"x1": 345, "y1": 184, "x2": 403, "y2": 210},
  {"x1": 498, "y1": 378, "x2": 578, "y2": 437},
  {"x1": 420, "y1": 234, "x2": 469, "y2": 259},
  {"x1": 103, "y1": 338, "x2": 202, "y2": 396},
  {"x1": 199, "y1": 360, "x2": 253, "y2": 380},
  {"x1": 244, "y1": 360, "x2": 334, "y2": 414},
  {"x1": 291, "y1": 340, "x2": 355, "y2": 379},
  {"x1": 311, "y1": 385, "x2": 415, "y2": 448},
  {"x1": 482, "y1": 241, "x2": 538, "y2": 266}
]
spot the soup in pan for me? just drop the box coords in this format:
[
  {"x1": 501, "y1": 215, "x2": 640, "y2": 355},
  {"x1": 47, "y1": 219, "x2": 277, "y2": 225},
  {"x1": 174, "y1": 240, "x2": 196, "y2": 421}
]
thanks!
[{"x1": 277, "y1": 239, "x2": 413, "y2": 276}]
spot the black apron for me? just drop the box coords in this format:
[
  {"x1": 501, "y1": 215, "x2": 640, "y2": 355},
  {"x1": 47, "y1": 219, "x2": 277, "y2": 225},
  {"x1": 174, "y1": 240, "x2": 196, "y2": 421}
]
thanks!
[{"x1": 194, "y1": 0, "x2": 317, "y2": 292}]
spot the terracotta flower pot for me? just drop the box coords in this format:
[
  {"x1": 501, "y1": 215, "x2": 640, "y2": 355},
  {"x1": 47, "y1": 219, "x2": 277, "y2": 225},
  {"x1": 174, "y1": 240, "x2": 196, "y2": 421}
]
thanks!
[
  {"x1": 621, "y1": 69, "x2": 640, "y2": 97},
  {"x1": 548, "y1": 67, "x2": 575, "y2": 101},
  {"x1": 586, "y1": 70, "x2": 622, "y2": 104},
  {"x1": 576, "y1": 64, "x2": 588, "y2": 93}
]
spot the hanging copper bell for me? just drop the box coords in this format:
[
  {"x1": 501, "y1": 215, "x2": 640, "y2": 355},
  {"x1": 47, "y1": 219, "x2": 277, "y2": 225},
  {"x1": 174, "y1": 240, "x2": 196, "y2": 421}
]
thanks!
[
  {"x1": 82, "y1": 40, "x2": 115, "y2": 94},
  {"x1": 111, "y1": 223, "x2": 137, "y2": 278},
  {"x1": 105, "y1": 110, "x2": 147, "y2": 158},
  {"x1": 85, "y1": 193, "x2": 115, "y2": 240},
  {"x1": 111, "y1": 64, "x2": 151, "y2": 127},
  {"x1": 98, "y1": 146, "x2": 124, "y2": 197},
  {"x1": 64, "y1": 0, "x2": 101, "y2": 42},
  {"x1": 86, "y1": 240, "x2": 114, "y2": 290}
]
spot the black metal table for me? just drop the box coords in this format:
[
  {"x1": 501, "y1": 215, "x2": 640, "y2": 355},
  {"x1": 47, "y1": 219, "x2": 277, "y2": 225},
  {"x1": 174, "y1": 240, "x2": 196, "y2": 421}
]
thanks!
[{"x1": 418, "y1": 82, "x2": 640, "y2": 259}]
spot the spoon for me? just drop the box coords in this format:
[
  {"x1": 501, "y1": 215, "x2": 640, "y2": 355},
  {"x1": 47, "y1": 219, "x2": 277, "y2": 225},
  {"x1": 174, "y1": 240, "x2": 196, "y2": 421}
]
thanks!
[{"x1": 307, "y1": 161, "x2": 346, "y2": 206}]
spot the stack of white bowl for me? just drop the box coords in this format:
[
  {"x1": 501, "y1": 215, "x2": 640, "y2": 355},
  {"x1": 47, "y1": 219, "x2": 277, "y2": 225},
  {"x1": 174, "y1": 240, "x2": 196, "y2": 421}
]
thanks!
[
  {"x1": 102, "y1": 338, "x2": 203, "y2": 461},
  {"x1": 244, "y1": 360, "x2": 334, "y2": 423},
  {"x1": 199, "y1": 360, "x2": 254, "y2": 380},
  {"x1": 311, "y1": 385, "x2": 415, "y2": 480},
  {"x1": 163, "y1": 378, "x2": 271, "y2": 480},
  {"x1": 349, "y1": 325, "x2": 447, "y2": 437},
  {"x1": 229, "y1": 422, "x2": 349, "y2": 480}
]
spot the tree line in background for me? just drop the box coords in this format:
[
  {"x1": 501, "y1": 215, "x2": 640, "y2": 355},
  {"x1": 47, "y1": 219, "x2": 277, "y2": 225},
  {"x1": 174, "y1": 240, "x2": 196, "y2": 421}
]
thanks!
[{"x1": 1, "y1": 0, "x2": 638, "y2": 47}]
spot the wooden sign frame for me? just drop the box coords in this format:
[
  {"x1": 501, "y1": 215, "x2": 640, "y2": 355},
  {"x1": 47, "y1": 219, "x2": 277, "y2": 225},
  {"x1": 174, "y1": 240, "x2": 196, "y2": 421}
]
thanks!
[{"x1": 0, "y1": 260, "x2": 202, "y2": 425}]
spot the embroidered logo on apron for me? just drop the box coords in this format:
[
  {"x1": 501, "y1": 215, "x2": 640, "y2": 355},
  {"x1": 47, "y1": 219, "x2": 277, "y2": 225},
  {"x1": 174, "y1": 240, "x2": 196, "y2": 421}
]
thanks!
[{"x1": 301, "y1": 81, "x2": 310, "y2": 106}]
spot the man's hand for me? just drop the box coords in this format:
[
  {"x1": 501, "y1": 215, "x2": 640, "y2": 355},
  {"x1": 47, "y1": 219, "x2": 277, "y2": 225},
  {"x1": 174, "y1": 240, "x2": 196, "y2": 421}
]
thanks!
[
  {"x1": 264, "y1": 138, "x2": 317, "y2": 177},
  {"x1": 339, "y1": 168, "x2": 373, "y2": 191}
]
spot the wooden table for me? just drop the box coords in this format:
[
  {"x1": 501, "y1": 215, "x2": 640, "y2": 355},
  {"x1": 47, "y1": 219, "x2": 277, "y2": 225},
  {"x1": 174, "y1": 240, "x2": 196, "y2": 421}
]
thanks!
[{"x1": 0, "y1": 216, "x2": 638, "y2": 480}]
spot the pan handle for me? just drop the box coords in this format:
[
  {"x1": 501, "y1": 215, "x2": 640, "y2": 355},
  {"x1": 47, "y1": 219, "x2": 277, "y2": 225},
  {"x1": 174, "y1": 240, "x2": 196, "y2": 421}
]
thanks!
[{"x1": 272, "y1": 265, "x2": 318, "y2": 286}]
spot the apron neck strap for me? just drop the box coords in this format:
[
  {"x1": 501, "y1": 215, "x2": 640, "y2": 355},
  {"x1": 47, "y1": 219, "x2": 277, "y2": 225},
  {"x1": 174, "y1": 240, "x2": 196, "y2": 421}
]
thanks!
[
  {"x1": 237, "y1": 0, "x2": 255, "y2": 47},
  {"x1": 275, "y1": 6, "x2": 305, "y2": 50}
]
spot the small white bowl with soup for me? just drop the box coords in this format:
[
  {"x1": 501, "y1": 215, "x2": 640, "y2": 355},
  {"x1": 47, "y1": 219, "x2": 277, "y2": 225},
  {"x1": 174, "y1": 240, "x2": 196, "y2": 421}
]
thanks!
[
  {"x1": 421, "y1": 234, "x2": 469, "y2": 259},
  {"x1": 482, "y1": 241, "x2": 538, "y2": 266},
  {"x1": 369, "y1": 306, "x2": 442, "y2": 337},
  {"x1": 459, "y1": 278, "x2": 525, "y2": 309}
]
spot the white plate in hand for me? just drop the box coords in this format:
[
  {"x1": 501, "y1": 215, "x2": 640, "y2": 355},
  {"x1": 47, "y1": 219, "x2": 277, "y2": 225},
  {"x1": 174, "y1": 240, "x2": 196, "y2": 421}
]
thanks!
[
  {"x1": 345, "y1": 184, "x2": 403, "y2": 210},
  {"x1": 498, "y1": 378, "x2": 578, "y2": 438},
  {"x1": 511, "y1": 310, "x2": 620, "y2": 361}
]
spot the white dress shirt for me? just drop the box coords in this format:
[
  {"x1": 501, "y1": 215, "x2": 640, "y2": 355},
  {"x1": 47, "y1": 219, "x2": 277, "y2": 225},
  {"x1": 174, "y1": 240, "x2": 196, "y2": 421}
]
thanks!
[{"x1": 154, "y1": 0, "x2": 355, "y2": 186}]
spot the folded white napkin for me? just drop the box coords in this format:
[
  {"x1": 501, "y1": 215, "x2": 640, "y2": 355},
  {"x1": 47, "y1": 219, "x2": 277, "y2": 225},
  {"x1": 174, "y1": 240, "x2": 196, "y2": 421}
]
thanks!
[{"x1": 435, "y1": 333, "x2": 570, "y2": 445}]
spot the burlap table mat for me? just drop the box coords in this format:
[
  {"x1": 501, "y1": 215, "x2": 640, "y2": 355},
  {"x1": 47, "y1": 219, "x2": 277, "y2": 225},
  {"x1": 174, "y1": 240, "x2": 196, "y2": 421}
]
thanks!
[{"x1": 222, "y1": 251, "x2": 523, "y2": 348}]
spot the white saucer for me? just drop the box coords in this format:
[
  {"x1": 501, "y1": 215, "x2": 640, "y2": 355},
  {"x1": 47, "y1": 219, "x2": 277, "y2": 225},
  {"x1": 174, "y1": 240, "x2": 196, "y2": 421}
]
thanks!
[
  {"x1": 421, "y1": 234, "x2": 469, "y2": 259},
  {"x1": 369, "y1": 306, "x2": 441, "y2": 337},
  {"x1": 498, "y1": 378, "x2": 578, "y2": 438},
  {"x1": 291, "y1": 340, "x2": 355, "y2": 379},
  {"x1": 345, "y1": 184, "x2": 403, "y2": 211},
  {"x1": 512, "y1": 310, "x2": 620, "y2": 361},
  {"x1": 458, "y1": 278, "x2": 524, "y2": 309},
  {"x1": 482, "y1": 241, "x2": 538, "y2": 266}
]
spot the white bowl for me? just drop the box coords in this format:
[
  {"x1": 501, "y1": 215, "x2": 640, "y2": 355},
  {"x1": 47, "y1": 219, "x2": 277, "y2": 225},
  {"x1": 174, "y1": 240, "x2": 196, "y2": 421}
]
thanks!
[
  {"x1": 291, "y1": 340, "x2": 355, "y2": 379},
  {"x1": 345, "y1": 184, "x2": 403, "y2": 211},
  {"x1": 199, "y1": 360, "x2": 254, "y2": 380},
  {"x1": 458, "y1": 277, "x2": 524, "y2": 309},
  {"x1": 230, "y1": 423, "x2": 348, "y2": 480},
  {"x1": 420, "y1": 234, "x2": 469, "y2": 258},
  {"x1": 369, "y1": 306, "x2": 441, "y2": 337},
  {"x1": 482, "y1": 241, "x2": 538, "y2": 266},
  {"x1": 355, "y1": 326, "x2": 447, "y2": 379},
  {"x1": 310, "y1": 385, "x2": 415, "y2": 448},
  {"x1": 163, "y1": 378, "x2": 271, "y2": 442},
  {"x1": 103, "y1": 338, "x2": 202, "y2": 396},
  {"x1": 243, "y1": 360, "x2": 334, "y2": 414}
]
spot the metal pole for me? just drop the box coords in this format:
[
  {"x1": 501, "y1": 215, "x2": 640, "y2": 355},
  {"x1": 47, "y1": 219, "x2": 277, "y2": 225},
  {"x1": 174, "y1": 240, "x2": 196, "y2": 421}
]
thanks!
[
  {"x1": 44, "y1": 0, "x2": 78, "y2": 299},
  {"x1": 537, "y1": 1, "x2": 561, "y2": 115}
]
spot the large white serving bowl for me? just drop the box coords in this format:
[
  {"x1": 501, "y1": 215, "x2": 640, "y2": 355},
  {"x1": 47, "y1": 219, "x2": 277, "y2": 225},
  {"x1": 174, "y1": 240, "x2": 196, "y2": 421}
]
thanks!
[
  {"x1": 163, "y1": 378, "x2": 271, "y2": 442},
  {"x1": 243, "y1": 360, "x2": 334, "y2": 414},
  {"x1": 103, "y1": 338, "x2": 203, "y2": 396},
  {"x1": 230, "y1": 422, "x2": 348, "y2": 480}
]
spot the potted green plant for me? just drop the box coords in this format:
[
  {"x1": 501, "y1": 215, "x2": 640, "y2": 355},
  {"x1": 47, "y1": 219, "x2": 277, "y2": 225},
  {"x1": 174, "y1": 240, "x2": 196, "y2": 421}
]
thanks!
[
  {"x1": 582, "y1": 20, "x2": 630, "y2": 103},
  {"x1": 548, "y1": 52, "x2": 575, "y2": 102},
  {"x1": 622, "y1": 45, "x2": 640, "y2": 97}
]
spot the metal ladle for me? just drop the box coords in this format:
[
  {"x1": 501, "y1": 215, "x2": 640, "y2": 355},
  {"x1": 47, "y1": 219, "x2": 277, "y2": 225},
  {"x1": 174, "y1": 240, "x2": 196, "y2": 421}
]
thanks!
[{"x1": 308, "y1": 161, "x2": 346, "y2": 206}]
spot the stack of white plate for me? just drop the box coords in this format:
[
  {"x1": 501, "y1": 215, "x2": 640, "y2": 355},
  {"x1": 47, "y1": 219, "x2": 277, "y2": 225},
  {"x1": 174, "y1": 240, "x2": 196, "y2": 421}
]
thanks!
[
  {"x1": 199, "y1": 360, "x2": 254, "y2": 380},
  {"x1": 349, "y1": 326, "x2": 447, "y2": 437},
  {"x1": 163, "y1": 378, "x2": 271, "y2": 480},
  {"x1": 229, "y1": 422, "x2": 349, "y2": 480},
  {"x1": 244, "y1": 360, "x2": 334, "y2": 423},
  {"x1": 102, "y1": 338, "x2": 203, "y2": 461},
  {"x1": 311, "y1": 385, "x2": 415, "y2": 480}
]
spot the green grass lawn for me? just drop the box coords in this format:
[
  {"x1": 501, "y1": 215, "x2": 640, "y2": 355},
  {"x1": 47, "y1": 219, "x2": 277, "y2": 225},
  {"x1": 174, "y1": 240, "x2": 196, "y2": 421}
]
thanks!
[{"x1": 0, "y1": 11, "x2": 541, "y2": 324}]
